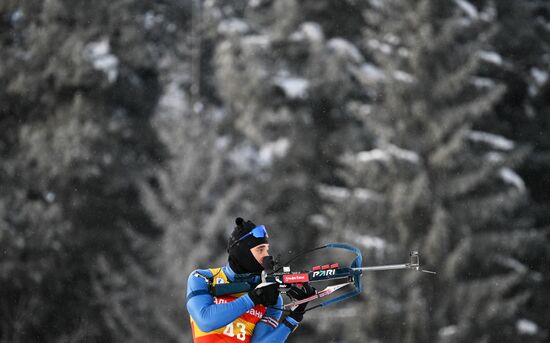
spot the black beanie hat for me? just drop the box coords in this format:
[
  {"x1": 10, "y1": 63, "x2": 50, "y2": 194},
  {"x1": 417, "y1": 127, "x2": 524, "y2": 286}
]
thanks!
[{"x1": 227, "y1": 217, "x2": 268, "y2": 274}]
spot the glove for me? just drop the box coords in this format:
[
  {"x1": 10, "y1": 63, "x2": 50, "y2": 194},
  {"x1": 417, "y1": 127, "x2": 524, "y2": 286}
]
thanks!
[
  {"x1": 248, "y1": 282, "x2": 279, "y2": 307},
  {"x1": 286, "y1": 283, "x2": 316, "y2": 322}
]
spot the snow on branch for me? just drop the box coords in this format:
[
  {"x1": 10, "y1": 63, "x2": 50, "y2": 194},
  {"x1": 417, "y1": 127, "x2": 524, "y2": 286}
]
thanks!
[
  {"x1": 258, "y1": 138, "x2": 290, "y2": 165},
  {"x1": 516, "y1": 319, "x2": 539, "y2": 335},
  {"x1": 356, "y1": 145, "x2": 420, "y2": 164},
  {"x1": 344, "y1": 231, "x2": 387, "y2": 251},
  {"x1": 273, "y1": 76, "x2": 309, "y2": 99},
  {"x1": 367, "y1": 38, "x2": 392, "y2": 54},
  {"x1": 218, "y1": 18, "x2": 250, "y2": 35},
  {"x1": 439, "y1": 325, "x2": 458, "y2": 338},
  {"x1": 454, "y1": 0, "x2": 478, "y2": 19},
  {"x1": 499, "y1": 167, "x2": 526, "y2": 192},
  {"x1": 327, "y1": 38, "x2": 364, "y2": 63},
  {"x1": 357, "y1": 149, "x2": 391, "y2": 162},
  {"x1": 228, "y1": 139, "x2": 290, "y2": 171},
  {"x1": 467, "y1": 130, "x2": 515, "y2": 151},
  {"x1": 387, "y1": 144, "x2": 420, "y2": 163},
  {"x1": 494, "y1": 255, "x2": 528, "y2": 274},
  {"x1": 242, "y1": 35, "x2": 270, "y2": 49},
  {"x1": 529, "y1": 67, "x2": 548, "y2": 96},
  {"x1": 83, "y1": 38, "x2": 119, "y2": 83},
  {"x1": 531, "y1": 68, "x2": 549, "y2": 86},
  {"x1": 478, "y1": 51, "x2": 503, "y2": 65},
  {"x1": 357, "y1": 63, "x2": 386, "y2": 83},
  {"x1": 392, "y1": 70, "x2": 414, "y2": 83},
  {"x1": 289, "y1": 22, "x2": 324, "y2": 43},
  {"x1": 317, "y1": 185, "x2": 384, "y2": 203},
  {"x1": 471, "y1": 77, "x2": 496, "y2": 89}
]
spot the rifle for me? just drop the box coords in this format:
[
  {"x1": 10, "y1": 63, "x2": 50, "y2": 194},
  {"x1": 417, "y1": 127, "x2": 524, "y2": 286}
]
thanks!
[{"x1": 212, "y1": 243, "x2": 435, "y2": 311}]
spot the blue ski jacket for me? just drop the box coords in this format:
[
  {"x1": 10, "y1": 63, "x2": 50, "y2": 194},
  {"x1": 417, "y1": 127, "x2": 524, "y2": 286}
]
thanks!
[{"x1": 186, "y1": 264, "x2": 299, "y2": 342}]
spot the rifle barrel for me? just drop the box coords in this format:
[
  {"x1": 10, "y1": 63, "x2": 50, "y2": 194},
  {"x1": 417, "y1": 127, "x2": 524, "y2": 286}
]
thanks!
[{"x1": 352, "y1": 263, "x2": 414, "y2": 271}]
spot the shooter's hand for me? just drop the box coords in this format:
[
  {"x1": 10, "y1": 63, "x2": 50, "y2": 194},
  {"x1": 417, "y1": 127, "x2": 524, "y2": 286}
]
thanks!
[
  {"x1": 287, "y1": 283, "x2": 316, "y2": 322},
  {"x1": 248, "y1": 282, "x2": 279, "y2": 307}
]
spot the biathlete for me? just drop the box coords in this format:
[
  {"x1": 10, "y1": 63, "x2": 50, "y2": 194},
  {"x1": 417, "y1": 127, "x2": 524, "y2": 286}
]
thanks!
[{"x1": 186, "y1": 217, "x2": 315, "y2": 342}]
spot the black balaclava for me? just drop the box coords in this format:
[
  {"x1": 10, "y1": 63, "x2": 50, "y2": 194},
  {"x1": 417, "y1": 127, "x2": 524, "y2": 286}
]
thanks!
[{"x1": 227, "y1": 217, "x2": 268, "y2": 274}]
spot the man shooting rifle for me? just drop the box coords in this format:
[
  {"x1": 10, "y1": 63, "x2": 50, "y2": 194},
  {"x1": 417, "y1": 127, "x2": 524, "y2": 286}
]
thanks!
[{"x1": 186, "y1": 217, "x2": 315, "y2": 342}]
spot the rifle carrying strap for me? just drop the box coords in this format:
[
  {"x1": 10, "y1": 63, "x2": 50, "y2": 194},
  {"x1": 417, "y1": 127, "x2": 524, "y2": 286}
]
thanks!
[
  {"x1": 190, "y1": 268, "x2": 252, "y2": 299},
  {"x1": 187, "y1": 271, "x2": 214, "y2": 302},
  {"x1": 187, "y1": 289, "x2": 211, "y2": 301},
  {"x1": 212, "y1": 282, "x2": 252, "y2": 296}
]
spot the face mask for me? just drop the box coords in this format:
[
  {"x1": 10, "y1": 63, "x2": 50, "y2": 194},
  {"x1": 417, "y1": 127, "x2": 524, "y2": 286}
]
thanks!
[{"x1": 228, "y1": 220, "x2": 269, "y2": 274}]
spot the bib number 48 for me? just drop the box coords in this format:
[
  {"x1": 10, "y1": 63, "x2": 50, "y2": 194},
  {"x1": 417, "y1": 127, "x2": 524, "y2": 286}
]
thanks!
[{"x1": 223, "y1": 322, "x2": 246, "y2": 341}]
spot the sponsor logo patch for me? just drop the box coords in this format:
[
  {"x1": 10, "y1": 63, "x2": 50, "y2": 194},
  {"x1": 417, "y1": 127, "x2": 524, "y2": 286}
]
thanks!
[
  {"x1": 282, "y1": 273, "x2": 310, "y2": 283},
  {"x1": 312, "y1": 269, "x2": 336, "y2": 278}
]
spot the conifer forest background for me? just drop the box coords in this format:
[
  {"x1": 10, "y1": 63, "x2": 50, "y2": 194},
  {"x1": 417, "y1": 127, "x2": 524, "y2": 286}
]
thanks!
[{"x1": 1, "y1": 0, "x2": 550, "y2": 342}]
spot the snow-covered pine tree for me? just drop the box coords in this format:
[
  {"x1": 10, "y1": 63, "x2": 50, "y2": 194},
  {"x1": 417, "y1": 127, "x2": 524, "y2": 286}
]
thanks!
[
  {"x1": 92, "y1": 1, "x2": 371, "y2": 340},
  {"x1": 91, "y1": 20, "x2": 253, "y2": 339},
  {"x1": 475, "y1": 1, "x2": 550, "y2": 338},
  {"x1": 210, "y1": 0, "x2": 371, "y2": 258},
  {"x1": 94, "y1": 80, "x2": 240, "y2": 342},
  {"x1": 1, "y1": 1, "x2": 172, "y2": 341},
  {"x1": 317, "y1": 1, "x2": 545, "y2": 342}
]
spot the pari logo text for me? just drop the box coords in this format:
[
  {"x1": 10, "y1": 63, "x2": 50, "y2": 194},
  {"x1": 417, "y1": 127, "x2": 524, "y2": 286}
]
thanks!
[{"x1": 312, "y1": 269, "x2": 336, "y2": 278}]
